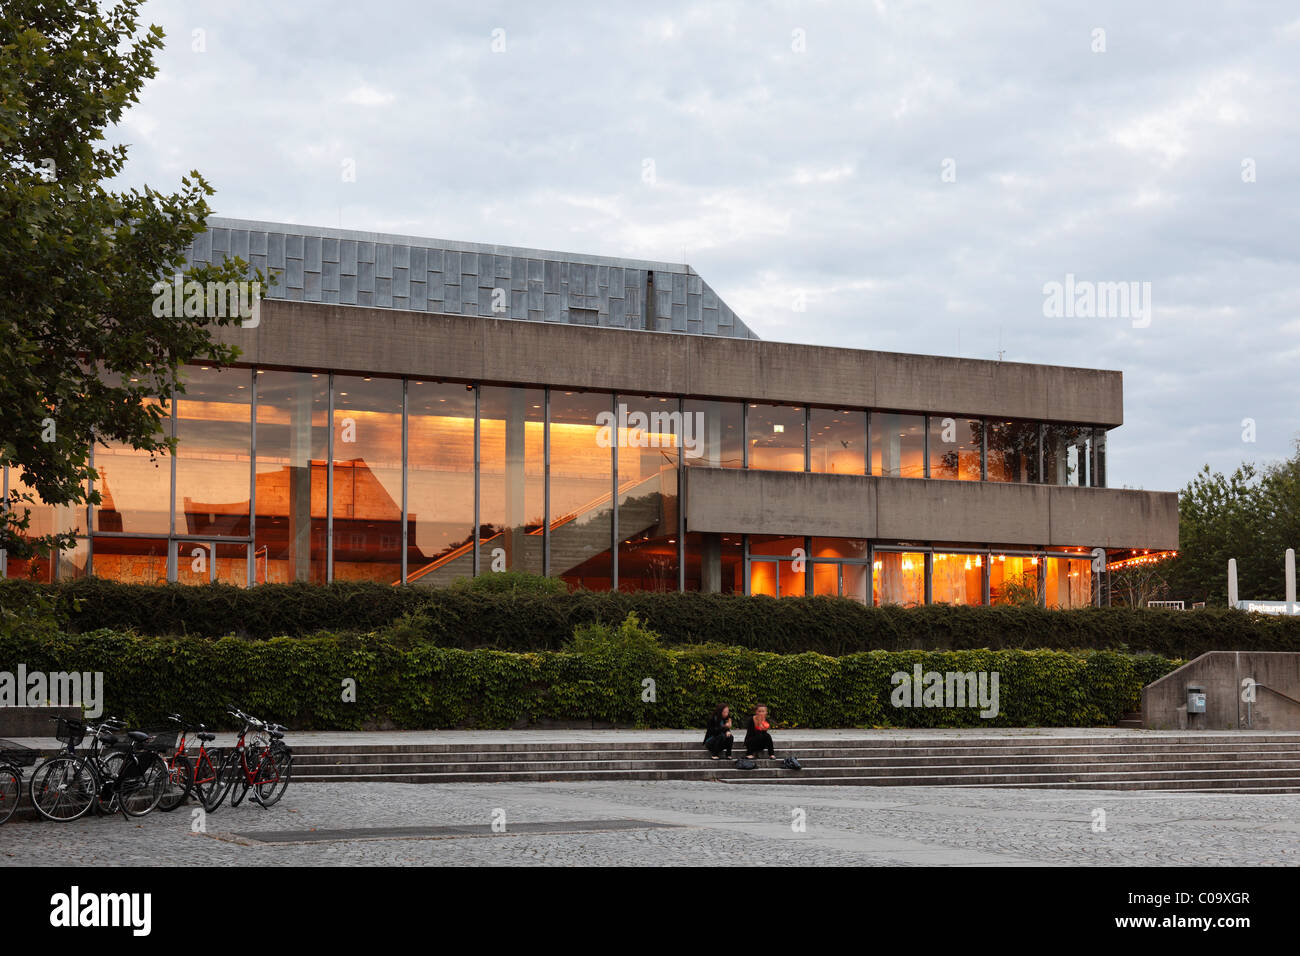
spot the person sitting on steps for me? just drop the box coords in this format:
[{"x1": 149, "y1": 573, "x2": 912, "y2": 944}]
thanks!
[
  {"x1": 703, "y1": 704, "x2": 734, "y2": 759},
  {"x1": 744, "y1": 703, "x2": 777, "y2": 760}
]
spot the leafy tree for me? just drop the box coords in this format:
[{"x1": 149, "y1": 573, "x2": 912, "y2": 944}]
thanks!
[
  {"x1": 0, "y1": 0, "x2": 266, "y2": 564},
  {"x1": 1163, "y1": 439, "x2": 1300, "y2": 605}
]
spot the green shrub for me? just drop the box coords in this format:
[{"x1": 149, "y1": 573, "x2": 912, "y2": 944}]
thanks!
[
  {"x1": 0, "y1": 619, "x2": 1181, "y2": 731},
  {"x1": 3, "y1": 578, "x2": 1295, "y2": 658}
]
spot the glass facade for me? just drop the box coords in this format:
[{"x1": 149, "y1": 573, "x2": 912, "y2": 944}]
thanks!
[
  {"x1": 0, "y1": 362, "x2": 1108, "y2": 605},
  {"x1": 746, "y1": 403, "x2": 805, "y2": 472},
  {"x1": 810, "y1": 408, "x2": 866, "y2": 475},
  {"x1": 928, "y1": 417, "x2": 982, "y2": 481},
  {"x1": 870, "y1": 412, "x2": 925, "y2": 478}
]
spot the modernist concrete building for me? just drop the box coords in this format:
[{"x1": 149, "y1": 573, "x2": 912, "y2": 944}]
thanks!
[{"x1": 1, "y1": 219, "x2": 1179, "y2": 606}]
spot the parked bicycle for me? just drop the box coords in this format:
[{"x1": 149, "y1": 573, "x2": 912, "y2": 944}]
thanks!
[
  {"x1": 198, "y1": 707, "x2": 291, "y2": 812},
  {"x1": 0, "y1": 739, "x2": 38, "y2": 825},
  {"x1": 29, "y1": 717, "x2": 172, "y2": 822},
  {"x1": 155, "y1": 714, "x2": 222, "y2": 813}
]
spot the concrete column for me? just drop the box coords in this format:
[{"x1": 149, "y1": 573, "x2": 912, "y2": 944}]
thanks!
[
  {"x1": 701, "y1": 532, "x2": 722, "y2": 593},
  {"x1": 287, "y1": 374, "x2": 313, "y2": 582},
  {"x1": 1286, "y1": 548, "x2": 1296, "y2": 604},
  {"x1": 504, "y1": 387, "x2": 526, "y2": 568}
]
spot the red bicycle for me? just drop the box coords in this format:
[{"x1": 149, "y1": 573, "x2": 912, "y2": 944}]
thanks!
[
  {"x1": 198, "y1": 707, "x2": 289, "y2": 812},
  {"x1": 157, "y1": 714, "x2": 222, "y2": 813}
]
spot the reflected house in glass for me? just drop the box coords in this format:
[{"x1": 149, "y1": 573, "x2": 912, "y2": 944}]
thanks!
[{"x1": 0, "y1": 219, "x2": 1178, "y2": 607}]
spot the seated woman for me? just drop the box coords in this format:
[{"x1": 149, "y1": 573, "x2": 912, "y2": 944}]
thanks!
[
  {"x1": 744, "y1": 704, "x2": 777, "y2": 759},
  {"x1": 703, "y1": 704, "x2": 734, "y2": 759}
]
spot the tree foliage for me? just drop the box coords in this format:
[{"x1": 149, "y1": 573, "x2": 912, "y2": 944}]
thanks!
[
  {"x1": 1162, "y1": 439, "x2": 1300, "y2": 605},
  {"x1": 0, "y1": 0, "x2": 265, "y2": 560}
]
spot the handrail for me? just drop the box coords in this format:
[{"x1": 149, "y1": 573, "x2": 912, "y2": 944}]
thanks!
[{"x1": 397, "y1": 472, "x2": 662, "y2": 585}]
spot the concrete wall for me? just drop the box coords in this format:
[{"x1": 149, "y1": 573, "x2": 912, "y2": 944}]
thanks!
[
  {"x1": 684, "y1": 469, "x2": 1179, "y2": 550},
  {"x1": 216, "y1": 299, "x2": 1126, "y2": 426},
  {"x1": 1142, "y1": 652, "x2": 1300, "y2": 730}
]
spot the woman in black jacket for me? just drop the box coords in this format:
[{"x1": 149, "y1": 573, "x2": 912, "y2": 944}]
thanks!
[
  {"x1": 744, "y1": 703, "x2": 776, "y2": 759},
  {"x1": 703, "y1": 704, "x2": 734, "y2": 759}
]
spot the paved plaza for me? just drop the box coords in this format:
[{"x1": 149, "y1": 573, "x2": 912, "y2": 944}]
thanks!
[{"x1": 3, "y1": 778, "x2": 1298, "y2": 866}]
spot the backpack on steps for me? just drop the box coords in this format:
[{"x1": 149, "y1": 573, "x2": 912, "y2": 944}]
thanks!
[
  {"x1": 782, "y1": 755, "x2": 802, "y2": 771},
  {"x1": 736, "y1": 757, "x2": 758, "y2": 770}
]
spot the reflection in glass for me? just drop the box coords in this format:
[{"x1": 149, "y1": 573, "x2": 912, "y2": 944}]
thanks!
[
  {"x1": 479, "y1": 386, "x2": 545, "y2": 577},
  {"x1": 1042, "y1": 424, "x2": 1091, "y2": 487},
  {"x1": 550, "y1": 391, "x2": 614, "y2": 590},
  {"x1": 174, "y1": 366, "x2": 251, "y2": 537},
  {"x1": 928, "y1": 416, "x2": 982, "y2": 481},
  {"x1": 616, "y1": 395, "x2": 679, "y2": 591},
  {"x1": 870, "y1": 413, "x2": 925, "y2": 478},
  {"x1": 683, "y1": 400, "x2": 743, "y2": 469},
  {"x1": 90, "y1": 536, "x2": 168, "y2": 585},
  {"x1": 331, "y1": 375, "x2": 403, "y2": 583},
  {"x1": 985, "y1": 420, "x2": 1040, "y2": 483},
  {"x1": 746, "y1": 404, "x2": 805, "y2": 472},
  {"x1": 873, "y1": 551, "x2": 924, "y2": 606},
  {"x1": 810, "y1": 408, "x2": 866, "y2": 474},
  {"x1": 405, "y1": 381, "x2": 476, "y2": 587},
  {"x1": 253, "y1": 371, "x2": 329, "y2": 584}
]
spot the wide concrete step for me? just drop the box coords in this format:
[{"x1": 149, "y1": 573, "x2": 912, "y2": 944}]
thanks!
[
  {"x1": 287, "y1": 735, "x2": 1300, "y2": 756},
  {"x1": 292, "y1": 753, "x2": 1300, "y2": 778}
]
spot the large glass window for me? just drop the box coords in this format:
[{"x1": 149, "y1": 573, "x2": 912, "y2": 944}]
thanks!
[
  {"x1": 4, "y1": 467, "x2": 84, "y2": 581},
  {"x1": 91, "y1": 536, "x2": 167, "y2": 585},
  {"x1": 684, "y1": 532, "x2": 743, "y2": 593},
  {"x1": 616, "y1": 394, "x2": 680, "y2": 591},
  {"x1": 746, "y1": 404, "x2": 805, "y2": 472},
  {"x1": 405, "y1": 381, "x2": 476, "y2": 587},
  {"x1": 93, "y1": 390, "x2": 170, "y2": 536},
  {"x1": 683, "y1": 400, "x2": 743, "y2": 469},
  {"x1": 253, "y1": 371, "x2": 329, "y2": 584},
  {"x1": 1045, "y1": 549, "x2": 1093, "y2": 608},
  {"x1": 931, "y1": 552, "x2": 984, "y2": 605},
  {"x1": 989, "y1": 553, "x2": 1039, "y2": 605},
  {"x1": 928, "y1": 416, "x2": 982, "y2": 481},
  {"x1": 479, "y1": 386, "x2": 545, "y2": 577},
  {"x1": 174, "y1": 366, "x2": 252, "y2": 537},
  {"x1": 749, "y1": 534, "x2": 806, "y2": 596},
  {"x1": 1042, "y1": 424, "x2": 1091, "y2": 487},
  {"x1": 873, "y1": 550, "x2": 924, "y2": 606},
  {"x1": 550, "y1": 390, "x2": 614, "y2": 590},
  {"x1": 810, "y1": 408, "x2": 866, "y2": 475},
  {"x1": 332, "y1": 375, "x2": 404, "y2": 583},
  {"x1": 870, "y1": 412, "x2": 925, "y2": 478},
  {"x1": 986, "y1": 420, "x2": 1040, "y2": 483}
]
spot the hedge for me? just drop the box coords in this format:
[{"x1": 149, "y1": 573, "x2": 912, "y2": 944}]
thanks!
[
  {"x1": 2, "y1": 577, "x2": 1297, "y2": 658},
  {"x1": 0, "y1": 624, "x2": 1179, "y2": 731}
]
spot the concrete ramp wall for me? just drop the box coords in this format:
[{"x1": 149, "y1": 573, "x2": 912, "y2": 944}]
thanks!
[{"x1": 1143, "y1": 652, "x2": 1300, "y2": 730}]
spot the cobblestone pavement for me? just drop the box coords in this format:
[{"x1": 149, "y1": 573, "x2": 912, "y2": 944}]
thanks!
[{"x1": 2, "y1": 781, "x2": 1298, "y2": 866}]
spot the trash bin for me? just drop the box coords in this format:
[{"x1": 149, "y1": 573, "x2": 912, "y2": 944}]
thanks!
[{"x1": 1187, "y1": 685, "x2": 1206, "y2": 714}]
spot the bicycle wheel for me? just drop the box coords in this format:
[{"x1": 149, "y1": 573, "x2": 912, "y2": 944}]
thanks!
[
  {"x1": 0, "y1": 765, "x2": 20, "y2": 825},
  {"x1": 157, "y1": 754, "x2": 193, "y2": 812},
  {"x1": 255, "y1": 748, "x2": 292, "y2": 807},
  {"x1": 199, "y1": 750, "x2": 236, "y2": 814},
  {"x1": 118, "y1": 752, "x2": 167, "y2": 817},
  {"x1": 29, "y1": 756, "x2": 98, "y2": 822}
]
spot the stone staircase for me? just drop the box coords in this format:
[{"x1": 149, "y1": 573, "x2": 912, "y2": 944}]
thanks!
[{"x1": 291, "y1": 734, "x2": 1300, "y2": 793}]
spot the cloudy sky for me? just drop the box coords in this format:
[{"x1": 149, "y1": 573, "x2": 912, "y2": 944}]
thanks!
[{"x1": 107, "y1": 0, "x2": 1300, "y2": 492}]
